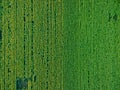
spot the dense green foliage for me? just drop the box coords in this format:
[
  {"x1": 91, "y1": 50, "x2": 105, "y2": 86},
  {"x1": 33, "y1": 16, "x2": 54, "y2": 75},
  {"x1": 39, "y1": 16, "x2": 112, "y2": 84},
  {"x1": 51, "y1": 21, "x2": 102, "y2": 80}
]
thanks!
[{"x1": 1, "y1": 0, "x2": 120, "y2": 90}]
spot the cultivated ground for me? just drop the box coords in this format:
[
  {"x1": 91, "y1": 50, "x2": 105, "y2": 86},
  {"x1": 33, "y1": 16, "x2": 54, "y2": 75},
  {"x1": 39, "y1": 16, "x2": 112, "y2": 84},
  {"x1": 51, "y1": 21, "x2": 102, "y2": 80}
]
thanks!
[{"x1": 1, "y1": 0, "x2": 120, "y2": 90}]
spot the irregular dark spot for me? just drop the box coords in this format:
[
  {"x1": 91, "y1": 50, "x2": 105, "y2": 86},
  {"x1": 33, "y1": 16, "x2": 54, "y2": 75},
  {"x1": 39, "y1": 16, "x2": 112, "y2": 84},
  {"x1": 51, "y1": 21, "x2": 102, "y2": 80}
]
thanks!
[
  {"x1": 24, "y1": 17, "x2": 25, "y2": 21},
  {"x1": 113, "y1": 13, "x2": 118, "y2": 21},
  {"x1": 88, "y1": 71, "x2": 90, "y2": 84},
  {"x1": 16, "y1": 79, "x2": 23, "y2": 89},
  {"x1": 81, "y1": 2, "x2": 83, "y2": 6},
  {"x1": 8, "y1": 5, "x2": 11, "y2": 8},
  {"x1": 0, "y1": 30, "x2": 2, "y2": 40},
  {"x1": 16, "y1": 78, "x2": 28, "y2": 89},
  {"x1": 8, "y1": 68, "x2": 11, "y2": 73},
  {"x1": 32, "y1": 20, "x2": 34, "y2": 24},
  {"x1": 8, "y1": 3, "x2": 12, "y2": 8},
  {"x1": 46, "y1": 81, "x2": 48, "y2": 89},
  {"x1": 0, "y1": 6, "x2": 3, "y2": 9},
  {"x1": 34, "y1": 75, "x2": 36, "y2": 82},
  {"x1": 108, "y1": 13, "x2": 112, "y2": 22}
]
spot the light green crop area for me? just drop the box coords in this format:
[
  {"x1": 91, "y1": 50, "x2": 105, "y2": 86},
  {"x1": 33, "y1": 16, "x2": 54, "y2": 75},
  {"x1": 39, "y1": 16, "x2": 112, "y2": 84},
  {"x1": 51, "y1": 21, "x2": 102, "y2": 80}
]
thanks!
[
  {"x1": 1, "y1": 0, "x2": 63, "y2": 90},
  {"x1": 0, "y1": 0, "x2": 120, "y2": 90}
]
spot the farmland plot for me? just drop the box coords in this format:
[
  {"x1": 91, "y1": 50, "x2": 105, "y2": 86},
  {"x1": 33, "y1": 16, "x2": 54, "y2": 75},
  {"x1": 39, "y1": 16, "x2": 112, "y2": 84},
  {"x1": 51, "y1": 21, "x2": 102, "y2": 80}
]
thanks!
[
  {"x1": 0, "y1": 0, "x2": 120, "y2": 90},
  {"x1": 1, "y1": 0, "x2": 63, "y2": 90}
]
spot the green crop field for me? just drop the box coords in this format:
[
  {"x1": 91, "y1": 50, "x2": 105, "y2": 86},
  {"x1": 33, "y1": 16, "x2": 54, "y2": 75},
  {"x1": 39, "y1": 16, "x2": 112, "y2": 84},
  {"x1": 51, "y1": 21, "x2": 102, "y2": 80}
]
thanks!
[{"x1": 0, "y1": 0, "x2": 120, "y2": 90}]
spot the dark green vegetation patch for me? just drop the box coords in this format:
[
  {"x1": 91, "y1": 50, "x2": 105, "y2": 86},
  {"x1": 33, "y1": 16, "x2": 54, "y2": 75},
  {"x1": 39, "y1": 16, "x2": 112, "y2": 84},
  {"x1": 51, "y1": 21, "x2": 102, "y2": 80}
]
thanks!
[{"x1": 16, "y1": 78, "x2": 28, "y2": 89}]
